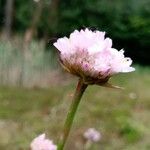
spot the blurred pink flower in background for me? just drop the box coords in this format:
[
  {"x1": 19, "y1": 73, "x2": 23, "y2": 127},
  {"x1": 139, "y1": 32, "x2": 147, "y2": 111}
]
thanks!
[
  {"x1": 30, "y1": 133, "x2": 57, "y2": 150},
  {"x1": 84, "y1": 128, "x2": 101, "y2": 142},
  {"x1": 54, "y1": 28, "x2": 135, "y2": 85}
]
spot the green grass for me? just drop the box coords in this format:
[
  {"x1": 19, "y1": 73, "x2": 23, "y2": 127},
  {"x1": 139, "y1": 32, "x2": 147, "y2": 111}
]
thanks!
[{"x1": 0, "y1": 66, "x2": 150, "y2": 150}]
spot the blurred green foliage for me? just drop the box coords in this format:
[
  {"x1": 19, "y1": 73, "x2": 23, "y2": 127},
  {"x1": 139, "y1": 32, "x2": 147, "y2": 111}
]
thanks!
[{"x1": 0, "y1": 0, "x2": 150, "y2": 64}]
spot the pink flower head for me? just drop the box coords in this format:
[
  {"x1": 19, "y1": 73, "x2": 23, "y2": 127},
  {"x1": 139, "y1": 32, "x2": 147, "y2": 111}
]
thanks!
[
  {"x1": 30, "y1": 134, "x2": 57, "y2": 150},
  {"x1": 54, "y1": 28, "x2": 135, "y2": 86},
  {"x1": 84, "y1": 128, "x2": 101, "y2": 142}
]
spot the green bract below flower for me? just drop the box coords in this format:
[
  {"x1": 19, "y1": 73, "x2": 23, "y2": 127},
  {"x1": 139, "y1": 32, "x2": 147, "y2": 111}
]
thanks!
[{"x1": 54, "y1": 28, "x2": 135, "y2": 87}]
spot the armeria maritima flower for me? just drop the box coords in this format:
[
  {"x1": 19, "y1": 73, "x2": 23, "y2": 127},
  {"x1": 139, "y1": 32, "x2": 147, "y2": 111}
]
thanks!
[
  {"x1": 30, "y1": 134, "x2": 57, "y2": 150},
  {"x1": 84, "y1": 128, "x2": 101, "y2": 142},
  {"x1": 54, "y1": 28, "x2": 135, "y2": 86}
]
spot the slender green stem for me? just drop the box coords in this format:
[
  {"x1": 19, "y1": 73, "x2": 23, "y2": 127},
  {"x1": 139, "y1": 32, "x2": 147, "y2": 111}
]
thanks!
[{"x1": 58, "y1": 79, "x2": 88, "y2": 150}]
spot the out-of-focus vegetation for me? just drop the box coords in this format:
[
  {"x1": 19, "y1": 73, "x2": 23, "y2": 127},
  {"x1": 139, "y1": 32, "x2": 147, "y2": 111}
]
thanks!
[
  {"x1": 0, "y1": 38, "x2": 59, "y2": 87},
  {"x1": 0, "y1": 1, "x2": 149, "y2": 150},
  {"x1": 0, "y1": 66, "x2": 149, "y2": 150},
  {"x1": 0, "y1": 0, "x2": 150, "y2": 64}
]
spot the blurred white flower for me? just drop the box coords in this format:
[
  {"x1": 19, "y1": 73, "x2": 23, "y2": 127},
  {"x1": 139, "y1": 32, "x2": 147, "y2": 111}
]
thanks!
[
  {"x1": 54, "y1": 28, "x2": 135, "y2": 86},
  {"x1": 30, "y1": 133, "x2": 57, "y2": 150},
  {"x1": 84, "y1": 128, "x2": 101, "y2": 142},
  {"x1": 129, "y1": 92, "x2": 137, "y2": 99}
]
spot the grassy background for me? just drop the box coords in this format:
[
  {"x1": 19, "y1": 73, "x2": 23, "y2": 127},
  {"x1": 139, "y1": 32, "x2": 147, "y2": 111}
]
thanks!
[
  {"x1": 0, "y1": 66, "x2": 149, "y2": 150},
  {"x1": 0, "y1": 38, "x2": 58, "y2": 87}
]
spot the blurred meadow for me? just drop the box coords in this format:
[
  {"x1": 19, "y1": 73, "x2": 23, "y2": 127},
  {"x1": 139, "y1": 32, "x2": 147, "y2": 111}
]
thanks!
[
  {"x1": 0, "y1": 0, "x2": 150, "y2": 150},
  {"x1": 0, "y1": 65, "x2": 150, "y2": 150}
]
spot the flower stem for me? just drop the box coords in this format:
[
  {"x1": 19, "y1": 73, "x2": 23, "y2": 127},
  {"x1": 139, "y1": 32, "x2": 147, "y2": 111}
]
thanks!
[{"x1": 58, "y1": 79, "x2": 88, "y2": 150}]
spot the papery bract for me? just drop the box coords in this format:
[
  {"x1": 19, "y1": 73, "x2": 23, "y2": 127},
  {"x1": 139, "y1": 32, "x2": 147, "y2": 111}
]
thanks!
[
  {"x1": 54, "y1": 28, "x2": 135, "y2": 86},
  {"x1": 30, "y1": 134, "x2": 57, "y2": 150}
]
